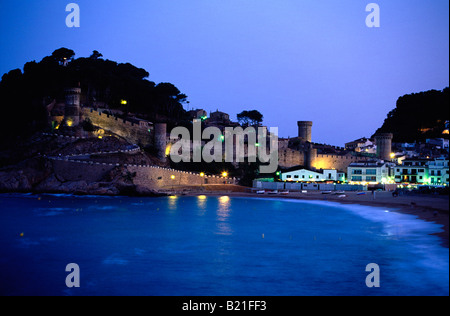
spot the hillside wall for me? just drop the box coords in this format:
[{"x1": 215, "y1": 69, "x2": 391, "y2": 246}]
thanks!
[
  {"x1": 82, "y1": 108, "x2": 154, "y2": 147},
  {"x1": 49, "y1": 158, "x2": 237, "y2": 190}
]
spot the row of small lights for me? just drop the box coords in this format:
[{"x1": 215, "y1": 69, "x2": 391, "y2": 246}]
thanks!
[
  {"x1": 92, "y1": 102, "x2": 230, "y2": 180},
  {"x1": 171, "y1": 171, "x2": 228, "y2": 180}
]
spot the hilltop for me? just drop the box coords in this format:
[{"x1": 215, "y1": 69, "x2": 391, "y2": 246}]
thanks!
[
  {"x1": 0, "y1": 48, "x2": 189, "y2": 146},
  {"x1": 374, "y1": 87, "x2": 449, "y2": 142}
]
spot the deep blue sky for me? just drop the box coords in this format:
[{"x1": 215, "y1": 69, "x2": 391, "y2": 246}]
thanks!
[{"x1": 0, "y1": 0, "x2": 448, "y2": 146}]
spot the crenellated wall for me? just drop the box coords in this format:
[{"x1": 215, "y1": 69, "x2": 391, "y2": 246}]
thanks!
[
  {"x1": 277, "y1": 148, "x2": 372, "y2": 172},
  {"x1": 48, "y1": 157, "x2": 237, "y2": 190},
  {"x1": 81, "y1": 108, "x2": 154, "y2": 147},
  {"x1": 278, "y1": 148, "x2": 305, "y2": 168},
  {"x1": 128, "y1": 165, "x2": 236, "y2": 189},
  {"x1": 312, "y1": 153, "x2": 372, "y2": 171}
]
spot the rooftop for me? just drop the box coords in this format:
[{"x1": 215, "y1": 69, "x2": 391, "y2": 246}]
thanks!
[{"x1": 348, "y1": 161, "x2": 387, "y2": 167}]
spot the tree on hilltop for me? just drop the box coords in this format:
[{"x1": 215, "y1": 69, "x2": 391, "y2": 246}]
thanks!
[
  {"x1": 237, "y1": 110, "x2": 264, "y2": 127},
  {"x1": 51, "y1": 48, "x2": 75, "y2": 65},
  {"x1": 374, "y1": 87, "x2": 449, "y2": 142},
  {"x1": 90, "y1": 50, "x2": 103, "y2": 60},
  {"x1": 0, "y1": 47, "x2": 189, "y2": 144}
]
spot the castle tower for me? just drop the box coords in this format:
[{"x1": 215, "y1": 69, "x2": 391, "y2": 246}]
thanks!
[
  {"x1": 154, "y1": 123, "x2": 167, "y2": 162},
  {"x1": 304, "y1": 142, "x2": 317, "y2": 170},
  {"x1": 64, "y1": 87, "x2": 81, "y2": 127},
  {"x1": 375, "y1": 133, "x2": 393, "y2": 161},
  {"x1": 298, "y1": 121, "x2": 313, "y2": 143}
]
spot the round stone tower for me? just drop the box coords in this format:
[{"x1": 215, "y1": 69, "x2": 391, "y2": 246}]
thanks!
[
  {"x1": 64, "y1": 87, "x2": 82, "y2": 127},
  {"x1": 154, "y1": 123, "x2": 167, "y2": 162},
  {"x1": 375, "y1": 133, "x2": 393, "y2": 161},
  {"x1": 298, "y1": 121, "x2": 313, "y2": 143},
  {"x1": 305, "y1": 142, "x2": 317, "y2": 170}
]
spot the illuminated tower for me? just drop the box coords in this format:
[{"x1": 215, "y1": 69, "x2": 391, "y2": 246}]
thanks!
[
  {"x1": 64, "y1": 87, "x2": 81, "y2": 127},
  {"x1": 305, "y1": 142, "x2": 317, "y2": 170},
  {"x1": 375, "y1": 133, "x2": 393, "y2": 161},
  {"x1": 298, "y1": 121, "x2": 313, "y2": 143},
  {"x1": 154, "y1": 123, "x2": 167, "y2": 162}
]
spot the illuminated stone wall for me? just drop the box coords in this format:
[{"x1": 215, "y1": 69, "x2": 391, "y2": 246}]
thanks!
[
  {"x1": 128, "y1": 165, "x2": 236, "y2": 189},
  {"x1": 82, "y1": 108, "x2": 154, "y2": 147},
  {"x1": 278, "y1": 148, "x2": 305, "y2": 168},
  {"x1": 312, "y1": 154, "x2": 372, "y2": 172},
  {"x1": 277, "y1": 148, "x2": 372, "y2": 172},
  {"x1": 49, "y1": 158, "x2": 236, "y2": 191}
]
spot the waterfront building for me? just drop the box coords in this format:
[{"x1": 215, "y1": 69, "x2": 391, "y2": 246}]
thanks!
[
  {"x1": 428, "y1": 157, "x2": 449, "y2": 185},
  {"x1": 393, "y1": 158, "x2": 430, "y2": 184},
  {"x1": 393, "y1": 157, "x2": 449, "y2": 185},
  {"x1": 347, "y1": 161, "x2": 392, "y2": 184},
  {"x1": 281, "y1": 168, "x2": 339, "y2": 182}
]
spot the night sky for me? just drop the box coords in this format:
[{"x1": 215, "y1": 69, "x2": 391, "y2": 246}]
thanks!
[{"x1": 0, "y1": 0, "x2": 448, "y2": 146}]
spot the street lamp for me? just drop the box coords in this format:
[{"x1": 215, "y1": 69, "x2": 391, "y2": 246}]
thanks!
[
  {"x1": 171, "y1": 175, "x2": 175, "y2": 191},
  {"x1": 200, "y1": 172, "x2": 205, "y2": 187}
]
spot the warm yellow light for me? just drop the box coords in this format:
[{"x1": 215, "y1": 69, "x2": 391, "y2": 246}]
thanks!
[
  {"x1": 200, "y1": 172, "x2": 205, "y2": 177},
  {"x1": 66, "y1": 120, "x2": 73, "y2": 127},
  {"x1": 390, "y1": 153, "x2": 396, "y2": 159},
  {"x1": 171, "y1": 175, "x2": 176, "y2": 180},
  {"x1": 222, "y1": 172, "x2": 228, "y2": 178},
  {"x1": 98, "y1": 136, "x2": 103, "y2": 139},
  {"x1": 219, "y1": 196, "x2": 230, "y2": 203},
  {"x1": 165, "y1": 144, "x2": 172, "y2": 156},
  {"x1": 121, "y1": 99, "x2": 128, "y2": 105}
]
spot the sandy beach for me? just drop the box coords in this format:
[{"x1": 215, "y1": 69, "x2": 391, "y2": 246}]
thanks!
[{"x1": 171, "y1": 185, "x2": 449, "y2": 248}]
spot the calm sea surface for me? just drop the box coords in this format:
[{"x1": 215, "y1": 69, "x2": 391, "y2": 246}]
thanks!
[{"x1": 0, "y1": 193, "x2": 448, "y2": 296}]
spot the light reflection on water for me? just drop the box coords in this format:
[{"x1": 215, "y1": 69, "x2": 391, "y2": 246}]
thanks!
[
  {"x1": 167, "y1": 195, "x2": 178, "y2": 211},
  {"x1": 217, "y1": 196, "x2": 232, "y2": 236},
  {"x1": 196, "y1": 195, "x2": 207, "y2": 214}
]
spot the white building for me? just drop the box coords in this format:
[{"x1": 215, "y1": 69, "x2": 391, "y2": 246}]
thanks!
[
  {"x1": 347, "y1": 161, "x2": 392, "y2": 184},
  {"x1": 345, "y1": 137, "x2": 375, "y2": 153},
  {"x1": 281, "y1": 169, "x2": 339, "y2": 182},
  {"x1": 393, "y1": 157, "x2": 449, "y2": 185},
  {"x1": 394, "y1": 158, "x2": 430, "y2": 184},
  {"x1": 428, "y1": 157, "x2": 449, "y2": 185}
]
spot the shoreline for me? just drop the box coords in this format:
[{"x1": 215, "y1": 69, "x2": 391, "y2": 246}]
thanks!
[{"x1": 183, "y1": 190, "x2": 450, "y2": 248}]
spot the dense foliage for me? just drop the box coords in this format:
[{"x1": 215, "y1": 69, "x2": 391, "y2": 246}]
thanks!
[
  {"x1": 374, "y1": 87, "x2": 449, "y2": 142},
  {"x1": 0, "y1": 48, "x2": 188, "y2": 144},
  {"x1": 237, "y1": 110, "x2": 264, "y2": 127}
]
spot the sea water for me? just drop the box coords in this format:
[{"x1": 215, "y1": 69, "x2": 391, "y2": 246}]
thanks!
[{"x1": 0, "y1": 193, "x2": 448, "y2": 296}]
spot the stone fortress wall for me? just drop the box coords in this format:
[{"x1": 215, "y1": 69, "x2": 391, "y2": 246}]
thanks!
[
  {"x1": 277, "y1": 121, "x2": 373, "y2": 172},
  {"x1": 83, "y1": 107, "x2": 371, "y2": 173},
  {"x1": 312, "y1": 153, "x2": 371, "y2": 171},
  {"x1": 82, "y1": 108, "x2": 155, "y2": 147},
  {"x1": 55, "y1": 88, "x2": 376, "y2": 181},
  {"x1": 46, "y1": 134, "x2": 237, "y2": 191},
  {"x1": 49, "y1": 157, "x2": 236, "y2": 189}
]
